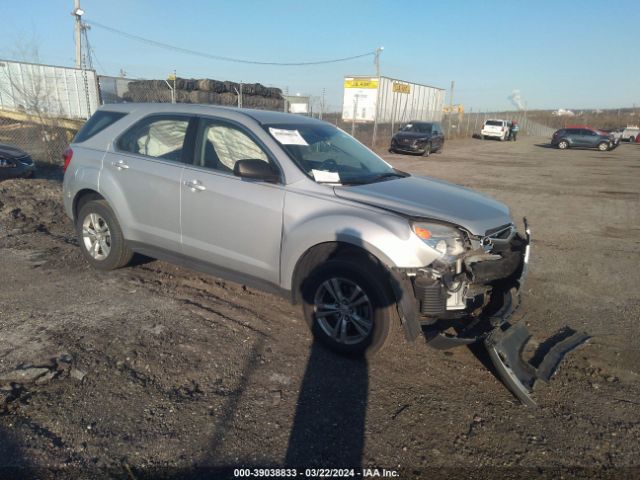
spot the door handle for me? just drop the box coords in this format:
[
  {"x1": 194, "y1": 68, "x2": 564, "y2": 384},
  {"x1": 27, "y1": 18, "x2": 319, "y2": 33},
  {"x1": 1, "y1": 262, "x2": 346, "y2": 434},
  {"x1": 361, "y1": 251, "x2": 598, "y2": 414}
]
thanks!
[
  {"x1": 184, "y1": 180, "x2": 206, "y2": 192},
  {"x1": 112, "y1": 160, "x2": 129, "y2": 170}
]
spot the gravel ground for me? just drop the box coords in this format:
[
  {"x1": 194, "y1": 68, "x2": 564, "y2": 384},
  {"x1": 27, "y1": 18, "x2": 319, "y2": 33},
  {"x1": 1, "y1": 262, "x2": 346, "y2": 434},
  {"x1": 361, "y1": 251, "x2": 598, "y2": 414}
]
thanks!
[{"x1": 0, "y1": 136, "x2": 639, "y2": 479}]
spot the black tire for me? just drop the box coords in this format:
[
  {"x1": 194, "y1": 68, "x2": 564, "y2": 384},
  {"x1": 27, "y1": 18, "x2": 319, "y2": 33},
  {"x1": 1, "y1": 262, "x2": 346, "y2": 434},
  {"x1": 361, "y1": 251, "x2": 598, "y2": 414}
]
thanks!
[
  {"x1": 422, "y1": 142, "x2": 432, "y2": 157},
  {"x1": 597, "y1": 141, "x2": 609, "y2": 152},
  {"x1": 557, "y1": 140, "x2": 569, "y2": 150},
  {"x1": 629, "y1": 136, "x2": 636, "y2": 143},
  {"x1": 301, "y1": 256, "x2": 396, "y2": 357},
  {"x1": 76, "y1": 200, "x2": 133, "y2": 271},
  {"x1": 482, "y1": 135, "x2": 487, "y2": 140}
]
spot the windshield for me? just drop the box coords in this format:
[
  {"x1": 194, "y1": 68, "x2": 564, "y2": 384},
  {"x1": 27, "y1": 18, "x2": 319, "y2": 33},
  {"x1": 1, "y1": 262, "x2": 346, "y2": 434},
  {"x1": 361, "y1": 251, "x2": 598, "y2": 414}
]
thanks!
[
  {"x1": 265, "y1": 122, "x2": 404, "y2": 185},
  {"x1": 400, "y1": 123, "x2": 432, "y2": 133}
]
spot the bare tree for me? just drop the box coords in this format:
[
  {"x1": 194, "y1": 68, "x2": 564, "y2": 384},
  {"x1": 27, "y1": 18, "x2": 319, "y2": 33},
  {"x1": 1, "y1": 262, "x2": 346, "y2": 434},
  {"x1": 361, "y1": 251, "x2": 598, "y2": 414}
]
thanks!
[{"x1": 0, "y1": 40, "x2": 79, "y2": 165}]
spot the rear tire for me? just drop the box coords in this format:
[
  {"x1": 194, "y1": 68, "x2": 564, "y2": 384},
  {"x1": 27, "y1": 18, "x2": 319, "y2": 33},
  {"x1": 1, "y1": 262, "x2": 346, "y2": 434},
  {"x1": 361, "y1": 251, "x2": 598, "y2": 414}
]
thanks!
[
  {"x1": 76, "y1": 200, "x2": 133, "y2": 271},
  {"x1": 629, "y1": 136, "x2": 636, "y2": 143},
  {"x1": 557, "y1": 140, "x2": 569, "y2": 150},
  {"x1": 301, "y1": 257, "x2": 396, "y2": 357}
]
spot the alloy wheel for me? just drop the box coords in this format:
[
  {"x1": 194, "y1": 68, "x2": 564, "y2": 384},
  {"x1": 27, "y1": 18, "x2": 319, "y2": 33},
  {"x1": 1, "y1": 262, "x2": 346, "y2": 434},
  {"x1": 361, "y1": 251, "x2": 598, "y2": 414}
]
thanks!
[
  {"x1": 313, "y1": 277, "x2": 373, "y2": 345},
  {"x1": 82, "y1": 213, "x2": 111, "y2": 260}
]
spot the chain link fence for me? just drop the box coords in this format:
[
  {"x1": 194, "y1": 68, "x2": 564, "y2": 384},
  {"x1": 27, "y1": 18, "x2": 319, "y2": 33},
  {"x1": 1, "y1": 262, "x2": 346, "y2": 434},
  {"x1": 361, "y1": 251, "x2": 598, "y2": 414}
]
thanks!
[
  {"x1": 442, "y1": 110, "x2": 555, "y2": 140},
  {"x1": 0, "y1": 58, "x2": 560, "y2": 168}
]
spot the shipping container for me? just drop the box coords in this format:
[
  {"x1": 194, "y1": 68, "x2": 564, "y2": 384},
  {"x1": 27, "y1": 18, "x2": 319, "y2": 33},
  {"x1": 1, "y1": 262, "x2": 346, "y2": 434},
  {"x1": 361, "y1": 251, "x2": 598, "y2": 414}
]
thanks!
[
  {"x1": 0, "y1": 59, "x2": 99, "y2": 119},
  {"x1": 342, "y1": 75, "x2": 445, "y2": 126}
]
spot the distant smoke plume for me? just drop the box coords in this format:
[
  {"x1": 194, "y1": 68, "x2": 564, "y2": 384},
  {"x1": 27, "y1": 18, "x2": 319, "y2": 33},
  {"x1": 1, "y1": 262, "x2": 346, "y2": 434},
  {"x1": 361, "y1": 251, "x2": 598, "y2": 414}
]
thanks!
[{"x1": 508, "y1": 90, "x2": 525, "y2": 110}]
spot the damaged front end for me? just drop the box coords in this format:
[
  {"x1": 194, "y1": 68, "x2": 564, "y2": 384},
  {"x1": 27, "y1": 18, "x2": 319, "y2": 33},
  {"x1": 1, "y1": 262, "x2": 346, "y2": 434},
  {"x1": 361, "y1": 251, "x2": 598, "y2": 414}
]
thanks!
[{"x1": 393, "y1": 218, "x2": 589, "y2": 406}]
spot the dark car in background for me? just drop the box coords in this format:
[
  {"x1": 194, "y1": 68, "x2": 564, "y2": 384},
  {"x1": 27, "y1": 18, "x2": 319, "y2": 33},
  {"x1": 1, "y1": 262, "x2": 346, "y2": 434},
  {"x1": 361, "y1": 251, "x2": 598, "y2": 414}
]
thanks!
[
  {"x1": 550, "y1": 127, "x2": 614, "y2": 151},
  {"x1": 0, "y1": 143, "x2": 36, "y2": 180},
  {"x1": 389, "y1": 121, "x2": 444, "y2": 156}
]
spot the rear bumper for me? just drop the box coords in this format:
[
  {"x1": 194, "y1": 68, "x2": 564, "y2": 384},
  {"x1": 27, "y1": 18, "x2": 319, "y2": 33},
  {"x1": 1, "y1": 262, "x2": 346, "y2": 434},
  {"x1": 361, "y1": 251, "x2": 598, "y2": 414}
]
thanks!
[{"x1": 481, "y1": 131, "x2": 504, "y2": 138}]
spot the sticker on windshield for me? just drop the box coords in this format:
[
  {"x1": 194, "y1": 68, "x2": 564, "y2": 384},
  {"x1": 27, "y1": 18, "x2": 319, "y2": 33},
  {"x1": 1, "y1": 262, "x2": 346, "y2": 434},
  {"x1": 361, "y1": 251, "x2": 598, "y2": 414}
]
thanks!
[
  {"x1": 269, "y1": 128, "x2": 308, "y2": 146},
  {"x1": 311, "y1": 169, "x2": 340, "y2": 183}
]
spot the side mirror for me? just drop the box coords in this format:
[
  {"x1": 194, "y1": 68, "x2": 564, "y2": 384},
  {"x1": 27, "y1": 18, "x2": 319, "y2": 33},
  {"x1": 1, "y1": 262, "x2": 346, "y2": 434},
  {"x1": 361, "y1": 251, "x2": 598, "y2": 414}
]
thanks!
[{"x1": 234, "y1": 159, "x2": 280, "y2": 183}]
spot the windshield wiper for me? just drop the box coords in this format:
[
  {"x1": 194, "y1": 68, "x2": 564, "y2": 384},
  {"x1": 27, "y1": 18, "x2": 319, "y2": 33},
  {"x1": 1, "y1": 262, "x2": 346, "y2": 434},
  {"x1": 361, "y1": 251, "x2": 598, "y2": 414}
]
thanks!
[{"x1": 348, "y1": 172, "x2": 408, "y2": 185}]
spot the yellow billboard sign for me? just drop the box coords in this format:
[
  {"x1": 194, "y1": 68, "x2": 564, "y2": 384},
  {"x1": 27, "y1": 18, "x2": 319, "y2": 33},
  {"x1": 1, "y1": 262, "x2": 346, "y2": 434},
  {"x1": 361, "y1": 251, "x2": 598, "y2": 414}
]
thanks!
[
  {"x1": 344, "y1": 78, "x2": 379, "y2": 89},
  {"x1": 392, "y1": 82, "x2": 411, "y2": 94},
  {"x1": 443, "y1": 104, "x2": 465, "y2": 114}
]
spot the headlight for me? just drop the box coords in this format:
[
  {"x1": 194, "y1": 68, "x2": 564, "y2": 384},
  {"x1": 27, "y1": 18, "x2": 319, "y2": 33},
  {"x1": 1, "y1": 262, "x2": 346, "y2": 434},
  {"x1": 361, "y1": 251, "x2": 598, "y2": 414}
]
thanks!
[{"x1": 412, "y1": 221, "x2": 466, "y2": 258}]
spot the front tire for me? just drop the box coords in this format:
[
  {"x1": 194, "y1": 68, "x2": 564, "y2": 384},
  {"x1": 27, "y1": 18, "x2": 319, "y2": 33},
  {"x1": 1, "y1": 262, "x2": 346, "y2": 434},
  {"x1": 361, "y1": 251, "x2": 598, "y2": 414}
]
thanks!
[
  {"x1": 597, "y1": 141, "x2": 609, "y2": 151},
  {"x1": 301, "y1": 257, "x2": 395, "y2": 357},
  {"x1": 629, "y1": 136, "x2": 636, "y2": 143},
  {"x1": 76, "y1": 200, "x2": 133, "y2": 271},
  {"x1": 422, "y1": 142, "x2": 432, "y2": 157}
]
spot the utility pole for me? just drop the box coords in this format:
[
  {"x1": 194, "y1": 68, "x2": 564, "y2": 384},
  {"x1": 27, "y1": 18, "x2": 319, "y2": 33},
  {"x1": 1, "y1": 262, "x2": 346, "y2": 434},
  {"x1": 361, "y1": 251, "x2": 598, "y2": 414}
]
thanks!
[
  {"x1": 447, "y1": 80, "x2": 455, "y2": 138},
  {"x1": 319, "y1": 88, "x2": 325, "y2": 120},
  {"x1": 372, "y1": 46, "x2": 384, "y2": 147},
  {"x1": 72, "y1": 0, "x2": 84, "y2": 69},
  {"x1": 234, "y1": 81, "x2": 243, "y2": 108}
]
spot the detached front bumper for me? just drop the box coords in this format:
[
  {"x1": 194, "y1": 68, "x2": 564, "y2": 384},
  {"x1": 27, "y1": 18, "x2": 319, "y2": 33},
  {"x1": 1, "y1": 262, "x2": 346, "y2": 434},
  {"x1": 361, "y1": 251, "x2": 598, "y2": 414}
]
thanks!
[{"x1": 391, "y1": 219, "x2": 589, "y2": 406}]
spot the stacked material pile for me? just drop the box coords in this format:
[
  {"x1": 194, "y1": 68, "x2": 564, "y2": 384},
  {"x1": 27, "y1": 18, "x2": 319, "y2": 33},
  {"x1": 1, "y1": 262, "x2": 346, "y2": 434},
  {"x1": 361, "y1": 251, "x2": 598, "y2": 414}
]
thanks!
[{"x1": 123, "y1": 78, "x2": 284, "y2": 110}]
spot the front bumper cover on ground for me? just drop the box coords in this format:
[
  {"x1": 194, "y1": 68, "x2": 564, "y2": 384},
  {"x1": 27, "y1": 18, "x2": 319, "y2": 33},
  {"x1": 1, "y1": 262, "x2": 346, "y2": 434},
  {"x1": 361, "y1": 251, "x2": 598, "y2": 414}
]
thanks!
[{"x1": 485, "y1": 321, "x2": 590, "y2": 407}]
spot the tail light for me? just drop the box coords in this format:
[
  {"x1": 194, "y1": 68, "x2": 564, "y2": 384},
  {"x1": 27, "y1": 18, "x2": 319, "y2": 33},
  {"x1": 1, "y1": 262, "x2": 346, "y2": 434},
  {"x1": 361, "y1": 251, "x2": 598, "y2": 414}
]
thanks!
[{"x1": 62, "y1": 147, "x2": 73, "y2": 173}]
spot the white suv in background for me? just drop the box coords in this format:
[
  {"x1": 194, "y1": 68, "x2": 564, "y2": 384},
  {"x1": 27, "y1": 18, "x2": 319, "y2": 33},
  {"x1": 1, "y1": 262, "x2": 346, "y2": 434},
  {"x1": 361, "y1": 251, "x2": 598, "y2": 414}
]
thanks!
[
  {"x1": 621, "y1": 126, "x2": 639, "y2": 143},
  {"x1": 481, "y1": 119, "x2": 510, "y2": 141}
]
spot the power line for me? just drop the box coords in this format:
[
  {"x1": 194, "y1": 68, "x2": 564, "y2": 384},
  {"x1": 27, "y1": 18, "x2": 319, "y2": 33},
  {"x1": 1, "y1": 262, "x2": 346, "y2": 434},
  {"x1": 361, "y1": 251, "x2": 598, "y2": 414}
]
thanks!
[{"x1": 84, "y1": 19, "x2": 377, "y2": 66}]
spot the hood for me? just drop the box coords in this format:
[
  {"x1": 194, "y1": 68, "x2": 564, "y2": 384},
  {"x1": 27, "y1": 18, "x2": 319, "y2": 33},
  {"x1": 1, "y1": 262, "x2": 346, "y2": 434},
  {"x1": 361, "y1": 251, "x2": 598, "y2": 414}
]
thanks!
[
  {"x1": 0, "y1": 143, "x2": 29, "y2": 160},
  {"x1": 393, "y1": 131, "x2": 431, "y2": 140},
  {"x1": 334, "y1": 175, "x2": 512, "y2": 235}
]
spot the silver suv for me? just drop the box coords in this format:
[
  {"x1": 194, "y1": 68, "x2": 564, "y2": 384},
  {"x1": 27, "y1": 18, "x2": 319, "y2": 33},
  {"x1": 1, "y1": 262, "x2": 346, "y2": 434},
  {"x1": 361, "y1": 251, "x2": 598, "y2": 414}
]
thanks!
[{"x1": 64, "y1": 104, "x2": 550, "y2": 400}]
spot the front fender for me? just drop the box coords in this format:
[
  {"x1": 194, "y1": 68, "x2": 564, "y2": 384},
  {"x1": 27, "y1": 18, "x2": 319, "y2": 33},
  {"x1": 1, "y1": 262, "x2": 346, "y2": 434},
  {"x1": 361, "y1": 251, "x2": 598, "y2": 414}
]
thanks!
[{"x1": 280, "y1": 192, "x2": 438, "y2": 290}]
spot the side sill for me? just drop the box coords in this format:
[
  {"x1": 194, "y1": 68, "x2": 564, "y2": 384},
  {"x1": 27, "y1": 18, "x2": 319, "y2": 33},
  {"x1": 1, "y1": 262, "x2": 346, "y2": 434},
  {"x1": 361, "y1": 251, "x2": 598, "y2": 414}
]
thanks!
[{"x1": 127, "y1": 241, "x2": 291, "y2": 301}]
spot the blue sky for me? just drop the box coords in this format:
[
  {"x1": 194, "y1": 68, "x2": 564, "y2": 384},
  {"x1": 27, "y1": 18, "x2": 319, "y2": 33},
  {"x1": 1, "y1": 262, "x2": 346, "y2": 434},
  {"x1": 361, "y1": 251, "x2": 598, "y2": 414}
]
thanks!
[{"x1": 1, "y1": 0, "x2": 638, "y2": 112}]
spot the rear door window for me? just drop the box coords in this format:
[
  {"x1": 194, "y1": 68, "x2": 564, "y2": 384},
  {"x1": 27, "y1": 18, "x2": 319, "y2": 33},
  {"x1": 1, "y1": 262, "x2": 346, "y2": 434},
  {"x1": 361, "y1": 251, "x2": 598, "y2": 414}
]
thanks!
[
  {"x1": 74, "y1": 110, "x2": 126, "y2": 143},
  {"x1": 117, "y1": 115, "x2": 192, "y2": 163}
]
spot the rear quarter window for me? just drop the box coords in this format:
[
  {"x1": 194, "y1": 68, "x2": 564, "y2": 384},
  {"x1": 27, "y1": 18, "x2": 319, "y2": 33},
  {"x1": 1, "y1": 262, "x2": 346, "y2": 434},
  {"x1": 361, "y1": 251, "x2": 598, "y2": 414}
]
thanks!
[{"x1": 74, "y1": 111, "x2": 127, "y2": 143}]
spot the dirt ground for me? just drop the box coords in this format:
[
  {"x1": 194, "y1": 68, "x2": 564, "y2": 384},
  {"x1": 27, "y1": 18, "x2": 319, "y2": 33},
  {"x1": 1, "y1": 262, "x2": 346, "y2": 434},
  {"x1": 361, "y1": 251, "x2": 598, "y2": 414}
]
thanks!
[{"x1": 0, "y1": 136, "x2": 639, "y2": 479}]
